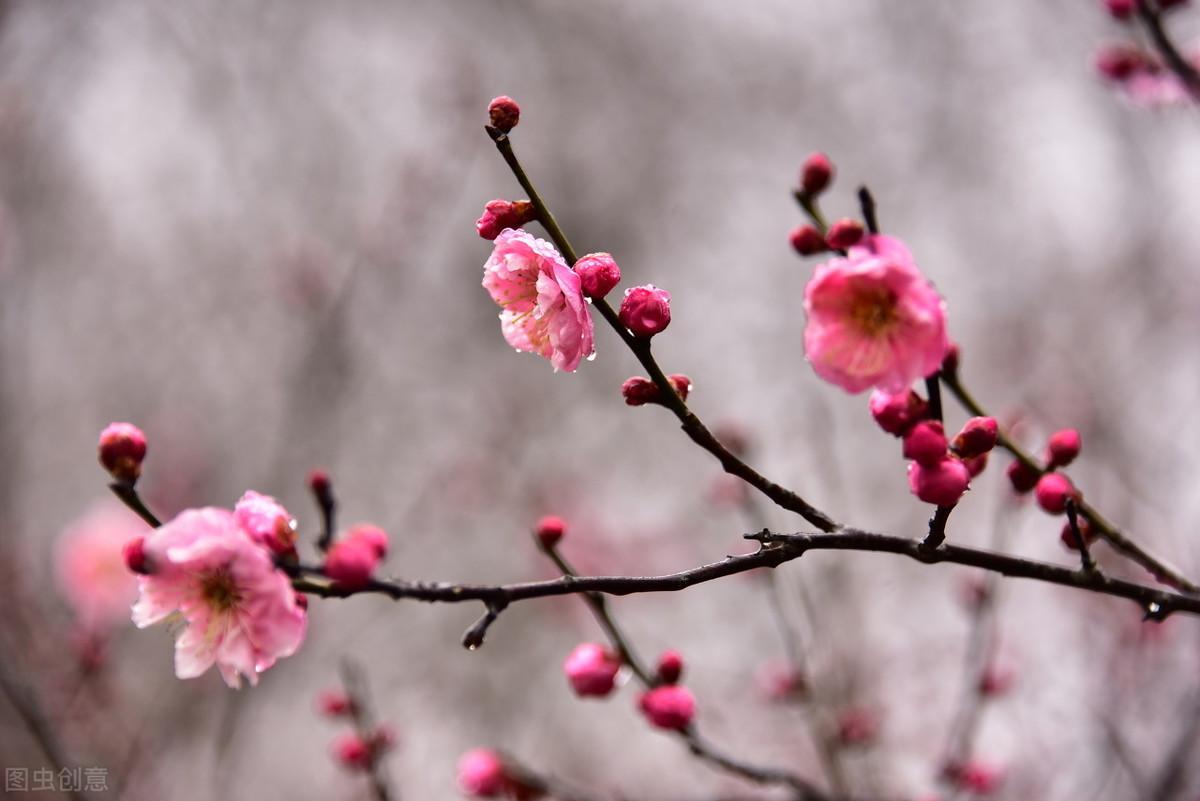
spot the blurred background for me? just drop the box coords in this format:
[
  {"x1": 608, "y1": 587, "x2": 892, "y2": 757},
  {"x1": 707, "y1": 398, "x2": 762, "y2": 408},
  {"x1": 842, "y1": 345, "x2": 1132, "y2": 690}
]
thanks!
[{"x1": 1, "y1": 0, "x2": 1199, "y2": 798}]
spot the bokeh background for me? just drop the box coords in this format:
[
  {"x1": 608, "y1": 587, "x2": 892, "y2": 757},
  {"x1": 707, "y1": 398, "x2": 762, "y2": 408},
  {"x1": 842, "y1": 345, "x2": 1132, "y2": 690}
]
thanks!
[{"x1": 1, "y1": 0, "x2": 1199, "y2": 799}]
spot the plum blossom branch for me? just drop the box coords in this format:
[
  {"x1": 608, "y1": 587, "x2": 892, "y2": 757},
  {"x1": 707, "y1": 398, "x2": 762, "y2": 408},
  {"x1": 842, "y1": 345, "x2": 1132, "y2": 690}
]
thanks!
[
  {"x1": 1134, "y1": 0, "x2": 1200, "y2": 96},
  {"x1": 288, "y1": 527, "x2": 1200, "y2": 620},
  {"x1": 534, "y1": 537, "x2": 828, "y2": 801},
  {"x1": 107, "y1": 481, "x2": 161, "y2": 529},
  {"x1": 339, "y1": 660, "x2": 395, "y2": 801},
  {"x1": 485, "y1": 126, "x2": 836, "y2": 534},
  {"x1": 939, "y1": 368, "x2": 1199, "y2": 593}
]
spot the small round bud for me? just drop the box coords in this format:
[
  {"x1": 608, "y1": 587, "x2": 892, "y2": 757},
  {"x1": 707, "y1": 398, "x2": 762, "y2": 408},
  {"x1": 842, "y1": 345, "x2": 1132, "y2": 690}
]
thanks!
[
  {"x1": 308, "y1": 468, "x2": 332, "y2": 497},
  {"x1": 323, "y1": 539, "x2": 380, "y2": 589},
  {"x1": 122, "y1": 536, "x2": 149, "y2": 575},
  {"x1": 1060, "y1": 517, "x2": 1096, "y2": 551},
  {"x1": 487, "y1": 96, "x2": 520, "y2": 133},
  {"x1": 1095, "y1": 45, "x2": 1147, "y2": 81},
  {"x1": 869, "y1": 389, "x2": 929, "y2": 437},
  {"x1": 1105, "y1": 0, "x2": 1135, "y2": 18},
  {"x1": 836, "y1": 708, "x2": 880, "y2": 747},
  {"x1": 563, "y1": 642, "x2": 621, "y2": 697},
  {"x1": 667, "y1": 374, "x2": 691, "y2": 402},
  {"x1": 98, "y1": 422, "x2": 147, "y2": 483},
  {"x1": 951, "y1": 417, "x2": 999, "y2": 459},
  {"x1": 941, "y1": 341, "x2": 960, "y2": 375},
  {"x1": 574, "y1": 252, "x2": 622, "y2": 299},
  {"x1": 1034, "y1": 473, "x2": 1078, "y2": 515},
  {"x1": 332, "y1": 733, "x2": 373, "y2": 771},
  {"x1": 1006, "y1": 460, "x2": 1040, "y2": 494},
  {"x1": 619, "y1": 284, "x2": 671, "y2": 338},
  {"x1": 294, "y1": 591, "x2": 309, "y2": 611},
  {"x1": 789, "y1": 224, "x2": 828, "y2": 256},
  {"x1": 534, "y1": 515, "x2": 565, "y2": 548},
  {"x1": 978, "y1": 663, "x2": 1016, "y2": 696},
  {"x1": 903, "y1": 421, "x2": 949, "y2": 467},
  {"x1": 826, "y1": 218, "x2": 864, "y2": 250},
  {"x1": 622, "y1": 376, "x2": 659, "y2": 406},
  {"x1": 756, "y1": 661, "x2": 808, "y2": 700},
  {"x1": 638, "y1": 685, "x2": 695, "y2": 730},
  {"x1": 475, "y1": 199, "x2": 537, "y2": 241},
  {"x1": 800, "y1": 152, "x2": 834, "y2": 195},
  {"x1": 1044, "y1": 428, "x2": 1081, "y2": 468},
  {"x1": 656, "y1": 650, "x2": 684, "y2": 684},
  {"x1": 317, "y1": 690, "x2": 354, "y2": 718},
  {"x1": 946, "y1": 761, "x2": 1005, "y2": 795},
  {"x1": 346, "y1": 523, "x2": 389, "y2": 559},
  {"x1": 458, "y1": 749, "x2": 509, "y2": 798},
  {"x1": 908, "y1": 458, "x2": 971, "y2": 507}
]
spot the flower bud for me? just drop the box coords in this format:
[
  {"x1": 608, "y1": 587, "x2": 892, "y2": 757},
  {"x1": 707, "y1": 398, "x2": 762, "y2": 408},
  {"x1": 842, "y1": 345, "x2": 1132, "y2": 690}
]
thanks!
[
  {"x1": 1060, "y1": 517, "x2": 1096, "y2": 551},
  {"x1": 1006, "y1": 460, "x2": 1040, "y2": 494},
  {"x1": 563, "y1": 642, "x2": 621, "y2": 697},
  {"x1": 951, "y1": 417, "x2": 999, "y2": 459},
  {"x1": 323, "y1": 538, "x2": 380, "y2": 589},
  {"x1": 294, "y1": 591, "x2": 309, "y2": 611},
  {"x1": 907, "y1": 458, "x2": 971, "y2": 507},
  {"x1": 534, "y1": 515, "x2": 565, "y2": 548},
  {"x1": 941, "y1": 341, "x2": 960, "y2": 375},
  {"x1": 458, "y1": 748, "x2": 509, "y2": 797},
  {"x1": 98, "y1": 422, "x2": 147, "y2": 484},
  {"x1": 619, "y1": 285, "x2": 671, "y2": 338},
  {"x1": 789, "y1": 224, "x2": 828, "y2": 256},
  {"x1": 1105, "y1": 0, "x2": 1135, "y2": 18},
  {"x1": 1095, "y1": 45, "x2": 1147, "y2": 81},
  {"x1": 945, "y1": 760, "x2": 1005, "y2": 795},
  {"x1": 756, "y1": 661, "x2": 807, "y2": 700},
  {"x1": 332, "y1": 733, "x2": 373, "y2": 771},
  {"x1": 574, "y1": 252, "x2": 621, "y2": 299},
  {"x1": 903, "y1": 421, "x2": 949, "y2": 467},
  {"x1": 656, "y1": 650, "x2": 684, "y2": 684},
  {"x1": 836, "y1": 708, "x2": 880, "y2": 747},
  {"x1": 667, "y1": 374, "x2": 691, "y2": 402},
  {"x1": 317, "y1": 690, "x2": 354, "y2": 717},
  {"x1": 487, "y1": 96, "x2": 520, "y2": 133},
  {"x1": 869, "y1": 389, "x2": 928, "y2": 437},
  {"x1": 622, "y1": 376, "x2": 659, "y2": 406},
  {"x1": 1034, "y1": 473, "x2": 1078, "y2": 515},
  {"x1": 638, "y1": 685, "x2": 695, "y2": 730},
  {"x1": 978, "y1": 663, "x2": 1016, "y2": 696},
  {"x1": 1044, "y1": 428, "x2": 1081, "y2": 468},
  {"x1": 800, "y1": 152, "x2": 834, "y2": 195},
  {"x1": 962, "y1": 452, "x2": 989, "y2": 478},
  {"x1": 308, "y1": 468, "x2": 332, "y2": 497},
  {"x1": 826, "y1": 218, "x2": 864, "y2": 250},
  {"x1": 476, "y1": 199, "x2": 536, "y2": 241},
  {"x1": 122, "y1": 536, "x2": 149, "y2": 575},
  {"x1": 346, "y1": 523, "x2": 389, "y2": 559},
  {"x1": 234, "y1": 490, "x2": 298, "y2": 558}
]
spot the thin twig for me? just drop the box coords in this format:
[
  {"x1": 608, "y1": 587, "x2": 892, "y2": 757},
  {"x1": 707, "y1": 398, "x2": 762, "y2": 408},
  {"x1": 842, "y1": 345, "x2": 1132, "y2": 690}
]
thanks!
[
  {"x1": 1135, "y1": 0, "x2": 1200, "y2": 97},
  {"x1": 1066, "y1": 498, "x2": 1097, "y2": 574},
  {"x1": 340, "y1": 660, "x2": 394, "y2": 801},
  {"x1": 939, "y1": 370, "x2": 1198, "y2": 593},
  {"x1": 108, "y1": 481, "x2": 162, "y2": 528}
]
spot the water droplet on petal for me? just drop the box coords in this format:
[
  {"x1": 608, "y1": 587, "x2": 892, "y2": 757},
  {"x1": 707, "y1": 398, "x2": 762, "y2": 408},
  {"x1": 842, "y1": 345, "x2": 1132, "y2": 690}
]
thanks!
[{"x1": 586, "y1": 352, "x2": 597, "y2": 362}]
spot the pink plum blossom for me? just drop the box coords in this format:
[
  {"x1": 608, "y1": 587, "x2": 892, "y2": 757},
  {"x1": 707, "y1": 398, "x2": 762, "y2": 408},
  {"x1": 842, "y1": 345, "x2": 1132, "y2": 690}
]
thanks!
[
  {"x1": 132, "y1": 507, "x2": 307, "y2": 688},
  {"x1": 803, "y1": 234, "x2": 949, "y2": 394},
  {"x1": 55, "y1": 500, "x2": 143, "y2": 630},
  {"x1": 482, "y1": 228, "x2": 595, "y2": 372}
]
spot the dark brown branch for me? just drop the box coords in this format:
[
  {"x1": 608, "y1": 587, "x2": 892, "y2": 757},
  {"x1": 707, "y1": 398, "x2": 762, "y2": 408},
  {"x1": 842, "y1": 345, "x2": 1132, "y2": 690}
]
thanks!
[
  {"x1": 108, "y1": 481, "x2": 162, "y2": 529},
  {"x1": 1135, "y1": 0, "x2": 1200, "y2": 97},
  {"x1": 486, "y1": 127, "x2": 835, "y2": 534},
  {"x1": 339, "y1": 660, "x2": 394, "y2": 801},
  {"x1": 923, "y1": 506, "x2": 953, "y2": 549},
  {"x1": 857, "y1": 187, "x2": 879, "y2": 235},
  {"x1": 939, "y1": 369, "x2": 1198, "y2": 593},
  {"x1": 291, "y1": 527, "x2": 1200, "y2": 621}
]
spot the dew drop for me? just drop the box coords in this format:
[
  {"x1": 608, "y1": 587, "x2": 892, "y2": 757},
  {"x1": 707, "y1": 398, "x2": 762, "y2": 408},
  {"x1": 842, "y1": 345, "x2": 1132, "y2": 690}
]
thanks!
[
  {"x1": 1148, "y1": 601, "x2": 1162, "y2": 614},
  {"x1": 466, "y1": 643, "x2": 478, "y2": 651},
  {"x1": 586, "y1": 352, "x2": 597, "y2": 362}
]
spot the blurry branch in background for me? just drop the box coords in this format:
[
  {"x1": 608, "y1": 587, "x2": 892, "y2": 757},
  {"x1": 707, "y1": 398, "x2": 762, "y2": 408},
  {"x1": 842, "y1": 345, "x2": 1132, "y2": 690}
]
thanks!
[
  {"x1": 1145, "y1": 689, "x2": 1200, "y2": 801},
  {"x1": 532, "y1": 531, "x2": 832, "y2": 801},
  {"x1": 338, "y1": 660, "x2": 396, "y2": 801},
  {"x1": 1135, "y1": 0, "x2": 1200, "y2": 96}
]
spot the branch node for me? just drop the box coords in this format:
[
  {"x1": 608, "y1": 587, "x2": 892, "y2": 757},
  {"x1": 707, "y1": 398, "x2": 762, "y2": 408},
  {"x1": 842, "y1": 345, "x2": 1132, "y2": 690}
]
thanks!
[{"x1": 462, "y1": 600, "x2": 508, "y2": 650}]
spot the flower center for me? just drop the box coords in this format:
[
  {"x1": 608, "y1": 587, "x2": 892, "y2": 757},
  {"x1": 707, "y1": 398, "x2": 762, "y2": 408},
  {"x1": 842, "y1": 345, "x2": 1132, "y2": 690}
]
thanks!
[
  {"x1": 201, "y1": 570, "x2": 240, "y2": 612},
  {"x1": 849, "y1": 288, "x2": 898, "y2": 336}
]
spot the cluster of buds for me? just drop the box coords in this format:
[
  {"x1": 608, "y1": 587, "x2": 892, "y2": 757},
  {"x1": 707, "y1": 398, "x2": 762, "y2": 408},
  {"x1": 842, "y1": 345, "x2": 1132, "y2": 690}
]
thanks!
[
  {"x1": 1094, "y1": 1, "x2": 1197, "y2": 107},
  {"x1": 323, "y1": 523, "x2": 390, "y2": 589},
  {"x1": 788, "y1": 152, "x2": 837, "y2": 256},
  {"x1": 476, "y1": 199, "x2": 537, "y2": 241},
  {"x1": 872, "y1": 390, "x2": 998, "y2": 507},
  {"x1": 318, "y1": 690, "x2": 396, "y2": 772},
  {"x1": 1005, "y1": 428, "x2": 1083, "y2": 515},
  {"x1": 98, "y1": 422, "x2": 147, "y2": 485},
  {"x1": 621, "y1": 374, "x2": 691, "y2": 406}
]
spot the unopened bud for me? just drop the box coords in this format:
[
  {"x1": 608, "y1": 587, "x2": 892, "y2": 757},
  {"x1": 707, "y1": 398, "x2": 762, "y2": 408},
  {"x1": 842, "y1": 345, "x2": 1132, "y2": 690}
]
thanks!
[
  {"x1": 826, "y1": 218, "x2": 865, "y2": 250},
  {"x1": 487, "y1": 96, "x2": 520, "y2": 133},
  {"x1": 656, "y1": 650, "x2": 684, "y2": 684},
  {"x1": 800, "y1": 152, "x2": 834, "y2": 195},
  {"x1": 619, "y1": 285, "x2": 672, "y2": 338},
  {"x1": 574, "y1": 252, "x2": 622, "y2": 299},
  {"x1": 789, "y1": 224, "x2": 828, "y2": 256},
  {"x1": 1034, "y1": 473, "x2": 1078, "y2": 515},
  {"x1": 1045, "y1": 428, "x2": 1081, "y2": 468},
  {"x1": 951, "y1": 417, "x2": 999, "y2": 459},
  {"x1": 534, "y1": 515, "x2": 566, "y2": 549},
  {"x1": 903, "y1": 421, "x2": 949, "y2": 467},
  {"x1": 98, "y1": 422, "x2": 147, "y2": 484}
]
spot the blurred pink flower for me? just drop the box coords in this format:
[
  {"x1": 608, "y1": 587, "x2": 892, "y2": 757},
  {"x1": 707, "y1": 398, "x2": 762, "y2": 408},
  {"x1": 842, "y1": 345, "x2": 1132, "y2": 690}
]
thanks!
[
  {"x1": 803, "y1": 234, "x2": 948, "y2": 393},
  {"x1": 132, "y1": 508, "x2": 307, "y2": 688},
  {"x1": 457, "y1": 748, "x2": 509, "y2": 797},
  {"x1": 482, "y1": 228, "x2": 595, "y2": 372},
  {"x1": 55, "y1": 500, "x2": 143, "y2": 630}
]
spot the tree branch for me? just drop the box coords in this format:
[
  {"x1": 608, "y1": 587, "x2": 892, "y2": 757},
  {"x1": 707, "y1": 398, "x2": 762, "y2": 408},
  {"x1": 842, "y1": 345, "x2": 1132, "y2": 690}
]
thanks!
[{"x1": 1135, "y1": 0, "x2": 1200, "y2": 97}]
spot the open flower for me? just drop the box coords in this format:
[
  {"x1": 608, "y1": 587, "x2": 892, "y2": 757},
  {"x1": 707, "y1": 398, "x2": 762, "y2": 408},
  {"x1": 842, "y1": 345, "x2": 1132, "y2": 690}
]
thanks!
[
  {"x1": 132, "y1": 508, "x2": 307, "y2": 688},
  {"x1": 803, "y1": 234, "x2": 948, "y2": 394},
  {"x1": 482, "y1": 228, "x2": 595, "y2": 372},
  {"x1": 55, "y1": 500, "x2": 142, "y2": 631}
]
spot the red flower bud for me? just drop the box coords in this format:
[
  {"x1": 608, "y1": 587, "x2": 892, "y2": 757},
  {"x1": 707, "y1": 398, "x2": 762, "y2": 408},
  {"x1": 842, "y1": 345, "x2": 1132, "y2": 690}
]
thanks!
[
  {"x1": 951, "y1": 417, "x2": 999, "y2": 459},
  {"x1": 789, "y1": 224, "x2": 828, "y2": 256},
  {"x1": 800, "y1": 152, "x2": 834, "y2": 195},
  {"x1": 826, "y1": 218, "x2": 865, "y2": 250},
  {"x1": 619, "y1": 285, "x2": 671, "y2": 338},
  {"x1": 638, "y1": 685, "x2": 695, "y2": 730},
  {"x1": 656, "y1": 650, "x2": 684, "y2": 684},
  {"x1": 98, "y1": 422, "x2": 147, "y2": 484},
  {"x1": 1006, "y1": 460, "x2": 1040, "y2": 494},
  {"x1": 903, "y1": 421, "x2": 949, "y2": 467},
  {"x1": 869, "y1": 390, "x2": 929, "y2": 437},
  {"x1": 908, "y1": 458, "x2": 970, "y2": 507},
  {"x1": 574, "y1": 252, "x2": 622, "y2": 299},
  {"x1": 1034, "y1": 473, "x2": 1078, "y2": 515},
  {"x1": 1044, "y1": 428, "x2": 1081, "y2": 468},
  {"x1": 323, "y1": 539, "x2": 380, "y2": 589},
  {"x1": 487, "y1": 96, "x2": 520, "y2": 133},
  {"x1": 534, "y1": 515, "x2": 566, "y2": 549},
  {"x1": 122, "y1": 536, "x2": 149, "y2": 575},
  {"x1": 563, "y1": 642, "x2": 621, "y2": 697}
]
